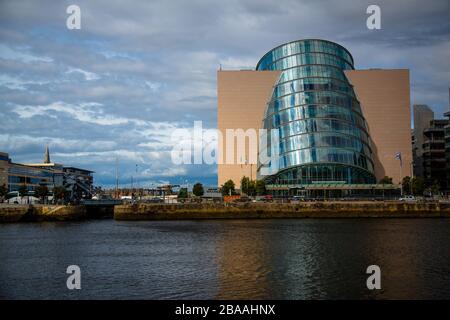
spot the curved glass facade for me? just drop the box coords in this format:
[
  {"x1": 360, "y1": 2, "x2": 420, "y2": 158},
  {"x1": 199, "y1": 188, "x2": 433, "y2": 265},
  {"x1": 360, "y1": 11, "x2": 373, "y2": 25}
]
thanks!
[{"x1": 257, "y1": 39, "x2": 376, "y2": 184}]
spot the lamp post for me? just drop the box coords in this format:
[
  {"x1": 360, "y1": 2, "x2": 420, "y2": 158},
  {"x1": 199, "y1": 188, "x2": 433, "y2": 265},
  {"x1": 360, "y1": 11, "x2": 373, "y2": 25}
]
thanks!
[
  {"x1": 135, "y1": 164, "x2": 139, "y2": 201},
  {"x1": 396, "y1": 152, "x2": 403, "y2": 197}
]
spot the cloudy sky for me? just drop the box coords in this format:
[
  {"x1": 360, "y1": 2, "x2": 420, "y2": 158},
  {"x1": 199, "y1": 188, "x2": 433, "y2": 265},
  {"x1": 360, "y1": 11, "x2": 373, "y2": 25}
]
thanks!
[{"x1": 0, "y1": 0, "x2": 449, "y2": 187}]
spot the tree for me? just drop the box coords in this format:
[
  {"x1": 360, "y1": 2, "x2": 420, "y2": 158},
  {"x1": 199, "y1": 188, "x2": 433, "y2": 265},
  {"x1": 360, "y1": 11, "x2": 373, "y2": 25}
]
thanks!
[
  {"x1": 18, "y1": 184, "x2": 28, "y2": 198},
  {"x1": 379, "y1": 176, "x2": 393, "y2": 184},
  {"x1": 240, "y1": 176, "x2": 250, "y2": 195},
  {"x1": 53, "y1": 186, "x2": 68, "y2": 203},
  {"x1": 428, "y1": 180, "x2": 440, "y2": 196},
  {"x1": 255, "y1": 180, "x2": 267, "y2": 196},
  {"x1": 402, "y1": 176, "x2": 411, "y2": 195},
  {"x1": 192, "y1": 182, "x2": 204, "y2": 197},
  {"x1": 0, "y1": 184, "x2": 7, "y2": 203},
  {"x1": 411, "y1": 177, "x2": 425, "y2": 196},
  {"x1": 178, "y1": 187, "x2": 188, "y2": 199},
  {"x1": 35, "y1": 185, "x2": 49, "y2": 203},
  {"x1": 247, "y1": 180, "x2": 256, "y2": 196},
  {"x1": 221, "y1": 179, "x2": 235, "y2": 196}
]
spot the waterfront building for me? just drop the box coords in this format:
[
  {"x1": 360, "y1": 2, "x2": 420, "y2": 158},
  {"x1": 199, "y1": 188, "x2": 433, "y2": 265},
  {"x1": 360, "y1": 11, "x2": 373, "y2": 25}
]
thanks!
[
  {"x1": 421, "y1": 119, "x2": 448, "y2": 191},
  {"x1": 0, "y1": 148, "x2": 94, "y2": 199},
  {"x1": 217, "y1": 39, "x2": 412, "y2": 197},
  {"x1": 411, "y1": 90, "x2": 450, "y2": 193},
  {"x1": 0, "y1": 152, "x2": 56, "y2": 192},
  {"x1": 413, "y1": 105, "x2": 435, "y2": 177},
  {"x1": 445, "y1": 110, "x2": 450, "y2": 191}
]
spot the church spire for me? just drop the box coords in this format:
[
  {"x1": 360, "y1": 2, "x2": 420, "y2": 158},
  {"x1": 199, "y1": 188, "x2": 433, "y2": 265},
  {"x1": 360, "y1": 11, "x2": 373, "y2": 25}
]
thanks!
[{"x1": 44, "y1": 145, "x2": 51, "y2": 164}]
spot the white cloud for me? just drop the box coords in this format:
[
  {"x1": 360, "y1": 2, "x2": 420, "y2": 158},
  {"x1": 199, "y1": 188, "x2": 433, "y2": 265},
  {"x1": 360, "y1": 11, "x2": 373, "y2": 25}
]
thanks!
[
  {"x1": 66, "y1": 67, "x2": 101, "y2": 81},
  {"x1": 12, "y1": 101, "x2": 138, "y2": 126}
]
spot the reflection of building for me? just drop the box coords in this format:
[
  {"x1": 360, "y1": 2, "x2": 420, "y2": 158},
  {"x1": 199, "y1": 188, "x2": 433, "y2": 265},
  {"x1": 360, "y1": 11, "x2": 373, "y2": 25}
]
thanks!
[
  {"x1": 0, "y1": 148, "x2": 94, "y2": 198},
  {"x1": 218, "y1": 39, "x2": 411, "y2": 196}
]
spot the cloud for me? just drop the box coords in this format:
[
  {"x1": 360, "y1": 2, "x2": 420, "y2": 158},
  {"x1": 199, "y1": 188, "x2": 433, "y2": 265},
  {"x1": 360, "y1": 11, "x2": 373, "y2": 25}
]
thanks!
[
  {"x1": 0, "y1": 0, "x2": 449, "y2": 187},
  {"x1": 66, "y1": 67, "x2": 100, "y2": 81}
]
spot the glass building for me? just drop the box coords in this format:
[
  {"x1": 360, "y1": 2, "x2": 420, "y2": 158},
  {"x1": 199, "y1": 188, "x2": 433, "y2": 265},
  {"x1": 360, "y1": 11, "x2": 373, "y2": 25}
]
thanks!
[{"x1": 256, "y1": 39, "x2": 376, "y2": 185}]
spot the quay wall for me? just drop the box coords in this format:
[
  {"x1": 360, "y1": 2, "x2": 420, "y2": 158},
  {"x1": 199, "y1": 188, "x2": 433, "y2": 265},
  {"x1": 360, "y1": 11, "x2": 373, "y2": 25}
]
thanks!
[
  {"x1": 114, "y1": 202, "x2": 450, "y2": 220},
  {"x1": 0, "y1": 205, "x2": 86, "y2": 222}
]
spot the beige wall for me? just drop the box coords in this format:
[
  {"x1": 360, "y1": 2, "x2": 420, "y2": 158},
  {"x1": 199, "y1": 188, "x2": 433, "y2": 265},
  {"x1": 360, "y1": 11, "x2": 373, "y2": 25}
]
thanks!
[
  {"x1": 217, "y1": 70, "x2": 280, "y2": 187},
  {"x1": 345, "y1": 69, "x2": 412, "y2": 183}
]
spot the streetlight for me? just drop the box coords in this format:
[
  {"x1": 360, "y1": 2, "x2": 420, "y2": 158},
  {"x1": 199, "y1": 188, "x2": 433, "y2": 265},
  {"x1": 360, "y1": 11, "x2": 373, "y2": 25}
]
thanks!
[{"x1": 395, "y1": 152, "x2": 403, "y2": 197}]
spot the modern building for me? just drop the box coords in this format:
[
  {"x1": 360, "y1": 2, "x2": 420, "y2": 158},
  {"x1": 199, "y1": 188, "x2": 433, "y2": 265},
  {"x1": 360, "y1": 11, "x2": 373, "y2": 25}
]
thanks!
[
  {"x1": 411, "y1": 89, "x2": 450, "y2": 193},
  {"x1": 421, "y1": 119, "x2": 448, "y2": 190},
  {"x1": 413, "y1": 105, "x2": 435, "y2": 177},
  {"x1": 217, "y1": 39, "x2": 412, "y2": 197},
  {"x1": 445, "y1": 110, "x2": 450, "y2": 191},
  {"x1": 0, "y1": 152, "x2": 57, "y2": 193},
  {"x1": 0, "y1": 148, "x2": 94, "y2": 199}
]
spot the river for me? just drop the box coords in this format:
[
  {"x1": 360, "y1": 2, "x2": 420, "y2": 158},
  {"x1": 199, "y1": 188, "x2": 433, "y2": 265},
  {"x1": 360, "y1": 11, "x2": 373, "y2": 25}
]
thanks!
[{"x1": 0, "y1": 219, "x2": 449, "y2": 299}]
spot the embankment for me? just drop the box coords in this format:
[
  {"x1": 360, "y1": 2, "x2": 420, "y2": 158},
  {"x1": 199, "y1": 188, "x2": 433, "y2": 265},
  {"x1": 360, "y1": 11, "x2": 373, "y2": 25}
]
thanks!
[
  {"x1": 114, "y1": 201, "x2": 450, "y2": 220},
  {"x1": 0, "y1": 205, "x2": 86, "y2": 222}
]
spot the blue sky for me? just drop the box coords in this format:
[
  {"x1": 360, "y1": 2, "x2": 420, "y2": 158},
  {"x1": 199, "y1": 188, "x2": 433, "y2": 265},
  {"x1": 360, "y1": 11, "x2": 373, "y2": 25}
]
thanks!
[{"x1": 0, "y1": 0, "x2": 449, "y2": 188}]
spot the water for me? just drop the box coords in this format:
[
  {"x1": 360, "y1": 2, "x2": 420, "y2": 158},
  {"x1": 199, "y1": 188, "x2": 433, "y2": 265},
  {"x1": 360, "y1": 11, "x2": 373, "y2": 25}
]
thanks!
[{"x1": 0, "y1": 219, "x2": 449, "y2": 299}]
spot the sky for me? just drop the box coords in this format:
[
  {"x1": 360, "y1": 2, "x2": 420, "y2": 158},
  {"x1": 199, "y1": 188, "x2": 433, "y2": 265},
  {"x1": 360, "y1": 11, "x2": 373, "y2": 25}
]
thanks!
[{"x1": 0, "y1": 0, "x2": 449, "y2": 188}]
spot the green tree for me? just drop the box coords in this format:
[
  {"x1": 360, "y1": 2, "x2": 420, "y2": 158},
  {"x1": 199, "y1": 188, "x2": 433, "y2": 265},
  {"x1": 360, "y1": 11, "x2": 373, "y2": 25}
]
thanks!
[
  {"x1": 192, "y1": 182, "x2": 204, "y2": 197},
  {"x1": 0, "y1": 184, "x2": 7, "y2": 203},
  {"x1": 53, "y1": 186, "x2": 68, "y2": 203},
  {"x1": 429, "y1": 180, "x2": 440, "y2": 195},
  {"x1": 35, "y1": 185, "x2": 49, "y2": 203},
  {"x1": 178, "y1": 187, "x2": 188, "y2": 199},
  {"x1": 221, "y1": 179, "x2": 235, "y2": 196},
  {"x1": 255, "y1": 180, "x2": 267, "y2": 196},
  {"x1": 240, "y1": 176, "x2": 250, "y2": 195},
  {"x1": 411, "y1": 177, "x2": 425, "y2": 196},
  {"x1": 379, "y1": 176, "x2": 393, "y2": 184},
  {"x1": 247, "y1": 180, "x2": 256, "y2": 196},
  {"x1": 402, "y1": 176, "x2": 411, "y2": 195}
]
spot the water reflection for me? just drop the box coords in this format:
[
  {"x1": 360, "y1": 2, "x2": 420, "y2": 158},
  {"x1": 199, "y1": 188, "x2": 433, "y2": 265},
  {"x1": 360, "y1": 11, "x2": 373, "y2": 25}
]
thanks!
[{"x1": 0, "y1": 219, "x2": 449, "y2": 299}]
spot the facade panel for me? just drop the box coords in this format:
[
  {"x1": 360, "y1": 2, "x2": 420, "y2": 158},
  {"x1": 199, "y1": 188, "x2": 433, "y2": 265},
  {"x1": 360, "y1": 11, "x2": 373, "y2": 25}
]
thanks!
[
  {"x1": 345, "y1": 69, "x2": 412, "y2": 183},
  {"x1": 217, "y1": 70, "x2": 280, "y2": 187}
]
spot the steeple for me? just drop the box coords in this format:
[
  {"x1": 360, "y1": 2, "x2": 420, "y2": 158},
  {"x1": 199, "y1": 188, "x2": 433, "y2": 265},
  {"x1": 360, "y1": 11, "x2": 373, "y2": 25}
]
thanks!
[{"x1": 44, "y1": 145, "x2": 51, "y2": 164}]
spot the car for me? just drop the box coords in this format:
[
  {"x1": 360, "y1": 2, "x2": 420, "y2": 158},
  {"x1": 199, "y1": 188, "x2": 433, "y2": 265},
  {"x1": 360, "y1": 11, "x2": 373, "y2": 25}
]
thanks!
[{"x1": 399, "y1": 195, "x2": 416, "y2": 202}]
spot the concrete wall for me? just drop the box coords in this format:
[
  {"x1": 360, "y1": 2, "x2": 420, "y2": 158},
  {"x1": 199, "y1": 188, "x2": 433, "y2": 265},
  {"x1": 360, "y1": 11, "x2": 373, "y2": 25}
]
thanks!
[
  {"x1": 345, "y1": 69, "x2": 412, "y2": 183},
  {"x1": 115, "y1": 202, "x2": 450, "y2": 220},
  {"x1": 217, "y1": 70, "x2": 280, "y2": 187}
]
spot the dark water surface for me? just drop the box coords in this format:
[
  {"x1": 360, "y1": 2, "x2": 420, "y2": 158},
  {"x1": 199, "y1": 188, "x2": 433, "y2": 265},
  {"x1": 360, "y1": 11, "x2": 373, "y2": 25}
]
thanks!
[{"x1": 0, "y1": 219, "x2": 449, "y2": 299}]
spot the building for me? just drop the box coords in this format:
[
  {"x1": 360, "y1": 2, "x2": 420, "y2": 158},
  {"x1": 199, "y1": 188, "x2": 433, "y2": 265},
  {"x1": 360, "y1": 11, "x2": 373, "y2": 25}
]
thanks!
[
  {"x1": 217, "y1": 39, "x2": 412, "y2": 197},
  {"x1": 0, "y1": 152, "x2": 57, "y2": 193},
  {"x1": 413, "y1": 105, "x2": 435, "y2": 177},
  {"x1": 445, "y1": 110, "x2": 450, "y2": 191},
  {"x1": 421, "y1": 119, "x2": 448, "y2": 190},
  {"x1": 411, "y1": 89, "x2": 450, "y2": 193},
  {"x1": 0, "y1": 148, "x2": 94, "y2": 199}
]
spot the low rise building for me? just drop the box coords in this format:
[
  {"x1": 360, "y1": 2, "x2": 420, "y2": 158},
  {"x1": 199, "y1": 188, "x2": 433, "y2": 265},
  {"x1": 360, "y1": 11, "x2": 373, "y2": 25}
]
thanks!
[{"x1": 0, "y1": 148, "x2": 94, "y2": 199}]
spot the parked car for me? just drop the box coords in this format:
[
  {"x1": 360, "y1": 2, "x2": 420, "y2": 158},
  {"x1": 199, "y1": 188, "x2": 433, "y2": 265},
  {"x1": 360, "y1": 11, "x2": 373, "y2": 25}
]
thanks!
[{"x1": 399, "y1": 195, "x2": 416, "y2": 202}]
